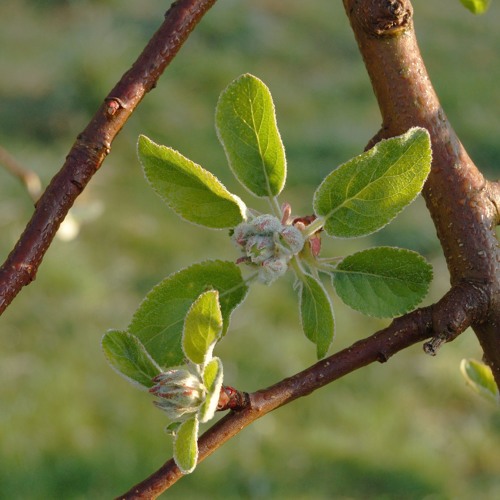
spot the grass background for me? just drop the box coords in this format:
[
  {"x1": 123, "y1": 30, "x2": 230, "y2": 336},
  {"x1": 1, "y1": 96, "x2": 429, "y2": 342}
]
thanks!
[{"x1": 1, "y1": 0, "x2": 500, "y2": 498}]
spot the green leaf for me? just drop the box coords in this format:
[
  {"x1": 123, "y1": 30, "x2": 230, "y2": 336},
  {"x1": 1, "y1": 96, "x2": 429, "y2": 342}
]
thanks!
[
  {"x1": 215, "y1": 73, "x2": 286, "y2": 198},
  {"x1": 298, "y1": 273, "x2": 335, "y2": 359},
  {"x1": 331, "y1": 247, "x2": 433, "y2": 318},
  {"x1": 173, "y1": 416, "x2": 199, "y2": 474},
  {"x1": 199, "y1": 357, "x2": 224, "y2": 423},
  {"x1": 128, "y1": 261, "x2": 248, "y2": 369},
  {"x1": 313, "y1": 127, "x2": 432, "y2": 238},
  {"x1": 102, "y1": 330, "x2": 162, "y2": 389},
  {"x1": 182, "y1": 290, "x2": 223, "y2": 365},
  {"x1": 460, "y1": 359, "x2": 500, "y2": 404},
  {"x1": 138, "y1": 135, "x2": 246, "y2": 228},
  {"x1": 459, "y1": 0, "x2": 491, "y2": 14}
]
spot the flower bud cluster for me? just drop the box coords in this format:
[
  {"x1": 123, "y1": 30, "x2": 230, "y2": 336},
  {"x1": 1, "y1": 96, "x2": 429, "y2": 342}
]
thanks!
[
  {"x1": 149, "y1": 368, "x2": 206, "y2": 421},
  {"x1": 232, "y1": 214, "x2": 305, "y2": 285}
]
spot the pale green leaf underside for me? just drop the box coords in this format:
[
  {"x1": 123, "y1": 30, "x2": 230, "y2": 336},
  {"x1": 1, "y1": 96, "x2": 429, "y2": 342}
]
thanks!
[
  {"x1": 459, "y1": 0, "x2": 490, "y2": 14},
  {"x1": 102, "y1": 330, "x2": 162, "y2": 389},
  {"x1": 174, "y1": 417, "x2": 199, "y2": 474},
  {"x1": 182, "y1": 290, "x2": 223, "y2": 365},
  {"x1": 128, "y1": 261, "x2": 249, "y2": 369},
  {"x1": 216, "y1": 73, "x2": 286, "y2": 198},
  {"x1": 460, "y1": 359, "x2": 500, "y2": 404},
  {"x1": 313, "y1": 127, "x2": 432, "y2": 238},
  {"x1": 331, "y1": 247, "x2": 433, "y2": 318},
  {"x1": 298, "y1": 273, "x2": 334, "y2": 359},
  {"x1": 199, "y1": 356, "x2": 223, "y2": 423},
  {"x1": 138, "y1": 135, "x2": 245, "y2": 228}
]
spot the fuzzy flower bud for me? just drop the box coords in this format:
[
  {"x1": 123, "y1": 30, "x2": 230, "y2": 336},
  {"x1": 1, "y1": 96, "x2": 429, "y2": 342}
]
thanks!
[
  {"x1": 246, "y1": 234, "x2": 275, "y2": 263},
  {"x1": 258, "y1": 256, "x2": 288, "y2": 285},
  {"x1": 149, "y1": 369, "x2": 206, "y2": 421},
  {"x1": 232, "y1": 211, "x2": 305, "y2": 285},
  {"x1": 277, "y1": 225, "x2": 304, "y2": 255},
  {"x1": 251, "y1": 214, "x2": 283, "y2": 233}
]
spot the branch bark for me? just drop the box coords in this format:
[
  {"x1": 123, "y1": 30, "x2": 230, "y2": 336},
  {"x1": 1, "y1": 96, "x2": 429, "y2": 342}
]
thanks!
[
  {"x1": 342, "y1": 0, "x2": 500, "y2": 385},
  {"x1": 0, "y1": 0, "x2": 218, "y2": 314}
]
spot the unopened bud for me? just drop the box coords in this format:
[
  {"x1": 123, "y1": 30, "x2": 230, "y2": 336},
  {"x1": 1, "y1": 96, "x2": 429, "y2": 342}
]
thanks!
[
  {"x1": 150, "y1": 369, "x2": 206, "y2": 421},
  {"x1": 246, "y1": 234, "x2": 275, "y2": 263},
  {"x1": 258, "y1": 256, "x2": 288, "y2": 285},
  {"x1": 251, "y1": 214, "x2": 282, "y2": 233},
  {"x1": 278, "y1": 225, "x2": 304, "y2": 254}
]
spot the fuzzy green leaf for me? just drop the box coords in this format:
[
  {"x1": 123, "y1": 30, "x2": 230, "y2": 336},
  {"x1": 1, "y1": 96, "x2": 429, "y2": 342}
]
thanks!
[
  {"x1": 173, "y1": 416, "x2": 199, "y2": 474},
  {"x1": 199, "y1": 357, "x2": 224, "y2": 423},
  {"x1": 460, "y1": 359, "x2": 499, "y2": 404},
  {"x1": 128, "y1": 261, "x2": 248, "y2": 369},
  {"x1": 313, "y1": 127, "x2": 432, "y2": 238},
  {"x1": 331, "y1": 247, "x2": 432, "y2": 318},
  {"x1": 298, "y1": 273, "x2": 335, "y2": 359},
  {"x1": 182, "y1": 290, "x2": 223, "y2": 365},
  {"x1": 102, "y1": 330, "x2": 162, "y2": 389},
  {"x1": 138, "y1": 135, "x2": 246, "y2": 228},
  {"x1": 459, "y1": 0, "x2": 490, "y2": 14},
  {"x1": 216, "y1": 73, "x2": 286, "y2": 198}
]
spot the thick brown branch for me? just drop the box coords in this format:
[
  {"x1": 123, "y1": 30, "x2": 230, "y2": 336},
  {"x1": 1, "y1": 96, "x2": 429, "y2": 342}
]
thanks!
[
  {"x1": 118, "y1": 282, "x2": 487, "y2": 498},
  {"x1": 342, "y1": 0, "x2": 500, "y2": 386},
  {"x1": 0, "y1": 0, "x2": 217, "y2": 315}
]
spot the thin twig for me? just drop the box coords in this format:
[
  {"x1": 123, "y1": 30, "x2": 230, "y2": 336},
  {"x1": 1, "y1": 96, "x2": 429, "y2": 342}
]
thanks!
[
  {"x1": 0, "y1": 0, "x2": 218, "y2": 314},
  {"x1": 0, "y1": 145, "x2": 42, "y2": 202}
]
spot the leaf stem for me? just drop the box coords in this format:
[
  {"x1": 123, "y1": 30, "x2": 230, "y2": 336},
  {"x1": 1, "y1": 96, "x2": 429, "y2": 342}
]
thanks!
[
  {"x1": 301, "y1": 217, "x2": 324, "y2": 238},
  {"x1": 268, "y1": 196, "x2": 283, "y2": 218}
]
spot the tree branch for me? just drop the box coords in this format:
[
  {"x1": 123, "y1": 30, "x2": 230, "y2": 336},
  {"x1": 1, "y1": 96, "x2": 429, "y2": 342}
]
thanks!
[
  {"x1": 117, "y1": 281, "x2": 488, "y2": 498},
  {"x1": 0, "y1": 145, "x2": 42, "y2": 202},
  {"x1": 342, "y1": 0, "x2": 500, "y2": 386},
  {"x1": 0, "y1": 0, "x2": 218, "y2": 315}
]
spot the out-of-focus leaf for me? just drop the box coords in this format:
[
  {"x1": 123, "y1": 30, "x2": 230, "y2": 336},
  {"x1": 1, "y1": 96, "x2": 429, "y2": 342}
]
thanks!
[
  {"x1": 459, "y1": 0, "x2": 491, "y2": 14},
  {"x1": 460, "y1": 359, "x2": 499, "y2": 404}
]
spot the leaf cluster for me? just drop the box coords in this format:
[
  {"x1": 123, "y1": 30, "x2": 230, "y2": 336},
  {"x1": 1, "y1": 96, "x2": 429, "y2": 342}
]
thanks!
[{"x1": 102, "y1": 73, "x2": 434, "y2": 473}]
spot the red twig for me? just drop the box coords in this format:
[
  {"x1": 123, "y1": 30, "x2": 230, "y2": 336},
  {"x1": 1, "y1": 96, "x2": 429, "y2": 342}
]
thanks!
[{"x1": 0, "y1": 0, "x2": 218, "y2": 314}]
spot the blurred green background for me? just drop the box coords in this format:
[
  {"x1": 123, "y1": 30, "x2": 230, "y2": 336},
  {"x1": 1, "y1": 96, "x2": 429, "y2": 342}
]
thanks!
[{"x1": 1, "y1": 0, "x2": 500, "y2": 498}]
